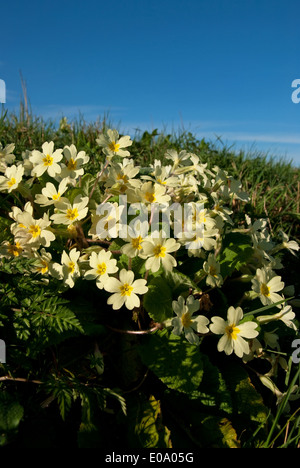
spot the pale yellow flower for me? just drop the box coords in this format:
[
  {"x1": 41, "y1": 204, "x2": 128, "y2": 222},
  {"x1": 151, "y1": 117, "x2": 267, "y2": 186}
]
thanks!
[
  {"x1": 142, "y1": 230, "x2": 180, "y2": 273},
  {"x1": 96, "y1": 129, "x2": 132, "y2": 158},
  {"x1": 203, "y1": 253, "x2": 223, "y2": 287},
  {"x1": 0, "y1": 164, "x2": 24, "y2": 192},
  {"x1": 171, "y1": 295, "x2": 209, "y2": 345},
  {"x1": 210, "y1": 306, "x2": 259, "y2": 358},
  {"x1": 30, "y1": 141, "x2": 63, "y2": 178},
  {"x1": 35, "y1": 180, "x2": 69, "y2": 206},
  {"x1": 104, "y1": 269, "x2": 148, "y2": 310},
  {"x1": 251, "y1": 267, "x2": 285, "y2": 308},
  {"x1": 60, "y1": 144, "x2": 90, "y2": 180},
  {"x1": 0, "y1": 143, "x2": 15, "y2": 172},
  {"x1": 50, "y1": 249, "x2": 81, "y2": 288},
  {"x1": 84, "y1": 250, "x2": 118, "y2": 289},
  {"x1": 14, "y1": 211, "x2": 55, "y2": 248},
  {"x1": 50, "y1": 195, "x2": 89, "y2": 226}
]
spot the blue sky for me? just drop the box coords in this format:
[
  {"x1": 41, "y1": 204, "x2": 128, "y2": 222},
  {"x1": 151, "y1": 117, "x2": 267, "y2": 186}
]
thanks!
[{"x1": 1, "y1": 0, "x2": 300, "y2": 165}]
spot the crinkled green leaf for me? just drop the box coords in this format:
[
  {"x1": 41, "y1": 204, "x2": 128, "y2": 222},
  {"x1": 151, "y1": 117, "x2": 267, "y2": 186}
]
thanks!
[
  {"x1": 138, "y1": 328, "x2": 204, "y2": 394},
  {"x1": 218, "y1": 232, "x2": 253, "y2": 277},
  {"x1": 128, "y1": 395, "x2": 171, "y2": 448},
  {"x1": 143, "y1": 276, "x2": 173, "y2": 322}
]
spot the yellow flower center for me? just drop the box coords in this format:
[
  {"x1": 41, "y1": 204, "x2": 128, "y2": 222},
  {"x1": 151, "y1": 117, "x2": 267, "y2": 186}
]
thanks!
[
  {"x1": 37, "y1": 260, "x2": 49, "y2": 274},
  {"x1": 68, "y1": 262, "x2": 75, "y2": 274},
  {"x1": 52, "y1": 192, "x2": 60, "y2": 200},
  {"x1": 97, "y1": 263, "x2": 107, "y2": 275},
  {"x1": 117, "y1": 173, "x2": 129, "y2": 183},
  {"x1": 66, "y1": 208, "x2": 79, "y2": 221},
  {"x1": 7, "y1": 242, "x2": 23, "y2": 257},
  {"x1": 8, "y1": 177, "x2": 16, "y2": 187},
  {"x1": 43, "y1": 154, "x2": 53, "y2": 166},
  {"x1": 209, "y1": 265, "x2": 217, "y2": 277},
  {"x1": 67, "y1": 158, "x2": 77, "y2": 170},
  {"x1": 131, "y1": 236, "x2": 143, "y2": 250},
  {"x1": 157, "y1": 178, "x2": 166, "y2": 185},
  {"x1": 120, "y1": 283, "x2": 133, "y2": 297},
  {"x1": 28, "y1": 224, "x2": 41, "y2": 238},
  {"x1": 193, "y1": 211, "x2": 206, "y2": 224},
  {"x1": 108, "y1": 141, "x2": 120, "y2": 153},
  {"x1": 260, "y1": 283, "x2": 270, "y2": 297},
  {"x1": 145, "y1": 192, "x2": 156, "y2": 203},
  {"x1": 225, "y1": 324, "x2": 240, "y2": 340},
  {"x1": 181, "y1": 312, "x2": 193, "y2": 328},
  {"x1": 153, "y1": 244, "x2": 166, "y2": 258}
]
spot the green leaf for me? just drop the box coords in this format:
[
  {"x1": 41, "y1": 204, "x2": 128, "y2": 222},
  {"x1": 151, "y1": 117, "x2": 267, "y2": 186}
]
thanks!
[
  {"x1": 222, "y1": 362, "x2": 268, "y2": 424},
  {"x1": 138, "y1": 329, "x2": 204, "y2": 395},
  {"x1": 0, "y1": 392, "x2": 24, "y2": 446},
  {"x1": 196, "y1": 354, "x2": 233, "y2": 413},
  {"x1": 129, "y1": 395, "x2": 171, "y2": 448},
  {"x1": 80, "y1": 173, "x2": 102, "y2": 203},
  {"x1": 143, "y1": 276, "x2": 173, "y2": 322},
  {"x1": 218, "y1": 232, "x2": 253, "y2": 277},
  {"x1": 164, "y1": 269, "x2": 200, "y2": 297},
  {"x1": 200, "y1": 416, "x2": 241, "y2": 448}
]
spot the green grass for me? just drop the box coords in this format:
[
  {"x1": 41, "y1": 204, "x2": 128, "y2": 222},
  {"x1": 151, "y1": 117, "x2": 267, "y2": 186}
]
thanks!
[{"x1": 1, "y1": 105, "x2": 298, "y2": 242}]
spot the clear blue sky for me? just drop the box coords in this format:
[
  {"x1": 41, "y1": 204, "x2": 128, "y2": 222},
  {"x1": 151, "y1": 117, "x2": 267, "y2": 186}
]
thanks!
[{"x1": 1, "y1": 0, "x2": 300, "y2": 165}]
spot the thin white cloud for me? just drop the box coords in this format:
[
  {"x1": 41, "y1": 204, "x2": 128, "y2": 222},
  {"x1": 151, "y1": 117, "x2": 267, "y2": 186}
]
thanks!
[
  {"x1": 218, "y1": 132, "x2": 300, "y2": 145},
  {"x1": 30, "y1": 104, "x2": 127, "y2": 122}
]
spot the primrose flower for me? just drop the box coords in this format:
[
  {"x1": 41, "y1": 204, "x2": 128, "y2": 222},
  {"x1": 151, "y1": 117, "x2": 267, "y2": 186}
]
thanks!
[
  {"x1": 9, "y1": 202, "x2": 34, "y2": 236},
  {"x1": 171, "y1": 295, "x2": 209, "y2": 345},
  {"x1": 257, "y1": 305, "x2": 297, "y2": 331},
  {"x1": 0, "y1": 240, "x2": 32, "y2": 259},
  {"x1": 90, "y1": 202, "x2": 126, "y2": 240},
  {"x1": 104, "y1": 269, "x2": 148, "y2": 310},
  {"x1": 21, "y1": 149, "x2": 34, "y2": 176},
  {"x1": 120, "y1": 221, "x2": 149, "y2": 258},
  {"x1": 30, "y1": 141, "x2": 63, "y2": 178},
  {"x1": 251, "y1": 267, "x2": 285, "y2": 308},
  {"x1": 142, "y1": 231, "x2": 180, "y2": 273},
  {"x1": 50, "y1": 195, "x2": 89, "y2": 226},
  {"x1": 35, "y1": 180, "x2": 69, "y2": 207},
  {"x1": 190, "y1": 205, "x2": 217, "y2": 231},
  {"x1": 96, "y1": 129, "x2": 132, "y2": 158},
  {"x1": 33, "y1": 248, "x2": 52, "y2": 275},
  {"x1": 164, "y1": 149, "x2": 193, "y2": 170},
  {"x1": 203, "y1": 253, "x2": 223, "y2": 287},
  {"x1": 60, "y1": 144, "x2": 90, "y2": 180},
  {"x1": 50, "y1": 249, "x2": 81, "y2": 288},
  {"x1": 138, "y1": 181, "x2": 171, "y2": 206},
  {"x1": 141, "y1": 160, "x2": 178, "y2": 187},
  {"x1": 210, "y1": 306, "x2": 259, "y2": 358},
  {"x1": 278, "y1": 231, "x2": 299, "y2": 256},
  {"x1": 105, "y1": 159, "x2": 140, "y2": 194},
  {"x1": 14, "y1": 211, "x2": 55, "y2": 248},
  {"x1": 181, "y1": 226, "x2": 218, "y2": 256},
  {"x1": 0, "y1": 143, "x2": 15, "y2": 172},
  {"x1": 0, "y1": 164, "x2": 24, "y2": 192},
  {"x1": 84, "y1": 250, "x2": 118, "y2": 289}
]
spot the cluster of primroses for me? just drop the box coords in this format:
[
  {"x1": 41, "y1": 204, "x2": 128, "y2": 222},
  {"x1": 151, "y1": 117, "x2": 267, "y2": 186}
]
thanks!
[{"x1": 0, "y1": 129, "x2": 299, "y2": 363}]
